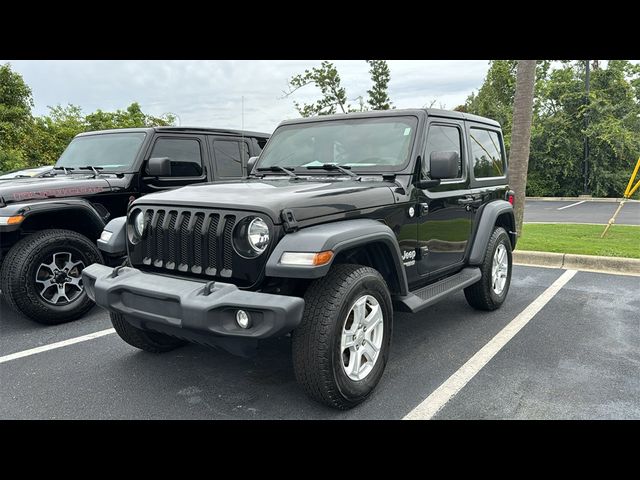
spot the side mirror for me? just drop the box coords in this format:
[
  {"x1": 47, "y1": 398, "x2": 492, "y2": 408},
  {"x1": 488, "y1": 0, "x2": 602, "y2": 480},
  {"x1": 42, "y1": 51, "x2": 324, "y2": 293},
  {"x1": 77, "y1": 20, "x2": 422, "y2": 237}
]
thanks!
[
  {"x1": 246, "y1": 156, "x2": 258, "y2": 175},
  {"x1": 429, "y1": 151, "x2": 459, "y2": 180},
  {"x1": 147, "y1": 157, "x2": 172, "y2": 177}
]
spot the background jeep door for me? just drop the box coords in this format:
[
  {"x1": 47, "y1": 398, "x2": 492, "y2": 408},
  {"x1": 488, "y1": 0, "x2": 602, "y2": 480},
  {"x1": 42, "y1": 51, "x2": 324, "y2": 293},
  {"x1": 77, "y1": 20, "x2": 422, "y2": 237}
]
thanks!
[{"x1": 208, "y1": 136, "x2": 251, "y2": 180}]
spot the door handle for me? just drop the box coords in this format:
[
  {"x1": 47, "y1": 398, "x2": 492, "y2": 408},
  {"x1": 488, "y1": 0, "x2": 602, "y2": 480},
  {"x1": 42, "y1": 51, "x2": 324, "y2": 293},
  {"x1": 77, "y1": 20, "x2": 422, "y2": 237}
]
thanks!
[{"x1": 457, "y1": 197, "x2": 474, "y2": 205}]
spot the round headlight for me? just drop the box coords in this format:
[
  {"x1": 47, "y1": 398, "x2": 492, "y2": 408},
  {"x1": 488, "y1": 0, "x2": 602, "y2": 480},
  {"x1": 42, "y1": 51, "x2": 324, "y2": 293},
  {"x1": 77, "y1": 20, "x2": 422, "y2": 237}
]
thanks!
[
  {"x1": 134, "y1": 211, "x2": 146, "y2": 237},
  {"x1": 128, "y1": 210, "x2": 145, "y2": 243},
  {"x1": 248, "y1": 217, "x2": 269, "y2": 253},
  {"x1": 233, "y1": 216, "x2": 270, "y2": 258}
]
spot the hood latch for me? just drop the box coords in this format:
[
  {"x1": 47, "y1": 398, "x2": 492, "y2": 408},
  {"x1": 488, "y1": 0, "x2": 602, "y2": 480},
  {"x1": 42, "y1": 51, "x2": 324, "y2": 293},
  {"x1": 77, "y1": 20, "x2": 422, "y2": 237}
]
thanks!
[{"x1": 281, "y1": 209, "x2": 299, "y2": 233}]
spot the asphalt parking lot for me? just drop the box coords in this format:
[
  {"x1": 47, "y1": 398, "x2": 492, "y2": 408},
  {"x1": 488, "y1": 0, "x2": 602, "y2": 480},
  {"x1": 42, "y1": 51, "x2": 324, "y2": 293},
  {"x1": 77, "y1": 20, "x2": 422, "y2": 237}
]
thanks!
[
  {"x1": 524, "y1": 199, "x2": 640, "y2": 225},
  {"x1": 2, "y1": 264, "x2": 638, "y2": 420}
]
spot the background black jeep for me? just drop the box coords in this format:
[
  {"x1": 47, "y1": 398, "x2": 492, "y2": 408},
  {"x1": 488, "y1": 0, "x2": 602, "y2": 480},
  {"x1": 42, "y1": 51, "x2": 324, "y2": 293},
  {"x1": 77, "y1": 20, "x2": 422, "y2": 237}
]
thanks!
[
  {"x1": 0, "y1": 127, "x2": 269, "y2": 324},
  {"x1": 84, "y1": 109, "x2": 517, "y2": 409}
]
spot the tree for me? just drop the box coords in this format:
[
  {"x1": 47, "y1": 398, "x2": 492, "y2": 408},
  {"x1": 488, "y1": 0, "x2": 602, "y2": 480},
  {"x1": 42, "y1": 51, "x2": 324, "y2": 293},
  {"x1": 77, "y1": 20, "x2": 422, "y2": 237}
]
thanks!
[
  {"x1": 23, "y1": 103, "x2": 175, "y2": 167},
  {"x1": 509, "y1": 60, "x2": 537, "y2": 235},
  {"x1": 285, "y1": 60, "x2": 394, "y2": 117},
  {"x1": 0, "y1": 63, "x2": 34, "y2": 171},
  {"x1": 285, "y1": 61, "x2": 349, "y2": 117},
  {"x1": 367, "y1": 60, "x2": 392, "y2": 110}
]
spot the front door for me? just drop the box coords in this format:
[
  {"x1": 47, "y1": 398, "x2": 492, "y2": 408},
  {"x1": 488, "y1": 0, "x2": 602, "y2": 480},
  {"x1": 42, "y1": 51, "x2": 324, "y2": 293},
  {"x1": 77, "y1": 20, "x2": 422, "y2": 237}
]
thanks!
[
  {"x1": 416, "y1": 120, "x2": 473, "y2": 276},
  {"x1": 141, "y1": 135, "x2": 209, "y2": 193}
]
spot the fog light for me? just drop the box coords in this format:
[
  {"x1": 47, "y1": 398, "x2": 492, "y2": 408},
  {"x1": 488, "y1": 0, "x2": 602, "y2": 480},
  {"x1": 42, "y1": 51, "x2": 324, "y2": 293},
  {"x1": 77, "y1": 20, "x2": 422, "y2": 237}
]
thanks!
[
  {"x1": 236, "y1": 310, "x2": 251, "y2": 329},
  {"x1": 100, "y1": 230, "x2": 113, "y2": 242}
]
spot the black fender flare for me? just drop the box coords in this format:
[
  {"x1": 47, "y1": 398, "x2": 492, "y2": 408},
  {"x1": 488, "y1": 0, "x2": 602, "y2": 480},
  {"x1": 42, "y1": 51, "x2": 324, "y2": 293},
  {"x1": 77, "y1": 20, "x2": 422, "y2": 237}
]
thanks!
[
  {"x1": 2, "y1": 199, "x2": 108, "y2": 236},
  {"x1": 265, "y1": 218, "x2": 409, "y2": 296},
  {"x1": 467, "y1": 200, "x2": 516, "y2": 265}
]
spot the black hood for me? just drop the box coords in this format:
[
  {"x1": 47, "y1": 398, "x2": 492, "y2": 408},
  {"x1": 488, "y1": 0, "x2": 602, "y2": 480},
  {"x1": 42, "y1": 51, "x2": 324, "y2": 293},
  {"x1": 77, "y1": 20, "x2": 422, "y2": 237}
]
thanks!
[
  {"x1": 133, "y1": 177, "x2": 398, "y2": 223},
  {"x1": 0, "y1": 175, "x2": 112, "y2": 206}
]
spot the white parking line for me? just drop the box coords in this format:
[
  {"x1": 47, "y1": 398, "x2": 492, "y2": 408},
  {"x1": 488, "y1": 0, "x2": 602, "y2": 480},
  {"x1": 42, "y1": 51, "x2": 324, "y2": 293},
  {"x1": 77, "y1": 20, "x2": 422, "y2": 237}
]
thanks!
[
  {"x1": 403, "y1": 269, "x2": 578, "y2": 420},
  {"x1": 557, "y1": 200, "x2": 586, "y2": 210},
  {"x1": 0, "y1": 328, "x2": 115, "y2": 365}
]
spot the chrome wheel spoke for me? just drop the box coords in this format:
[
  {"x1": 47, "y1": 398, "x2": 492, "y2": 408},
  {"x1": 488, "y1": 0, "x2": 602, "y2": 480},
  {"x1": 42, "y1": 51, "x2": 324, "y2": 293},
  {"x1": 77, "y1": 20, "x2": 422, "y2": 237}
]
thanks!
[
  {"x1": 342, "y1": 331, "x2": 356, "y2": 349},
  {"x1": 36, "y1": 278, "x2": 56, "y2": 295},
  {"x1": 66, "y1": 275, "x2": 83, "y2": 289},
  {"x1": 352, "y1": 297, "x2": 367, "y2": 327}
]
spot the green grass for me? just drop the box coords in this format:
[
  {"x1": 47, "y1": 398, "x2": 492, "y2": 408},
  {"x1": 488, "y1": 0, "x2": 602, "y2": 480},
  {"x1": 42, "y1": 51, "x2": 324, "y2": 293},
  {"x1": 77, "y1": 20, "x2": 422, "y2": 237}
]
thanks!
[{"x1": 517, "y1": 223, "x2": 640, "y2": 259}]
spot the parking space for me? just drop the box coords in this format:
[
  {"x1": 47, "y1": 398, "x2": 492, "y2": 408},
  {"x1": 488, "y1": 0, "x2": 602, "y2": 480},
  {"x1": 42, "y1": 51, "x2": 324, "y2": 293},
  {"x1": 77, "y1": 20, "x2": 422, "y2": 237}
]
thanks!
[
  {"x1": 524, "y1": 200, "x2": 640, "y2": 225},
  {"x1": 1, "y1": 265, "x2": 638, "y2": 419}
]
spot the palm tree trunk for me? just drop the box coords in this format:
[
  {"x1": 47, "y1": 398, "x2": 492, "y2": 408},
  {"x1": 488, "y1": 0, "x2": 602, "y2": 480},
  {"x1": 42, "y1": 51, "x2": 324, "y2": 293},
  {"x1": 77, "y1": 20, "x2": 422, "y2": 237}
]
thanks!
[{"x1": 509, "y1": 60, "x2": 536, "y2": 236}]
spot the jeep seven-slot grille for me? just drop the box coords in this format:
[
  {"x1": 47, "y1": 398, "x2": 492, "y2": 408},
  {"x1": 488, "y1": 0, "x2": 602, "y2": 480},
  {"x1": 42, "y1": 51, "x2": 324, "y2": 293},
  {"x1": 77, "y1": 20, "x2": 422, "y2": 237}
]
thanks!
[{"x1": 138, "y1": 209, "x2": 236, "y2": 278}]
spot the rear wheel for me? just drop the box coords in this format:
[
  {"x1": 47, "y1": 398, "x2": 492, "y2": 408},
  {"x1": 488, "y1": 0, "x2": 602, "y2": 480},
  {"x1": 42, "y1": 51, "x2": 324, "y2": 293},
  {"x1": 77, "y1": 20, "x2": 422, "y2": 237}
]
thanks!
[
  {"x1": 0, "y1": 229, "x2": 103, "y2": 324},
  {"x1": 110, "y1": 312, "x2": 187, "y2": 353},
  {"x1": 292, "y1": 264, "x2": 393, "y2": 410},
  {"x1": 464, "y1": 226, "x2": 512, "y2": 311}
]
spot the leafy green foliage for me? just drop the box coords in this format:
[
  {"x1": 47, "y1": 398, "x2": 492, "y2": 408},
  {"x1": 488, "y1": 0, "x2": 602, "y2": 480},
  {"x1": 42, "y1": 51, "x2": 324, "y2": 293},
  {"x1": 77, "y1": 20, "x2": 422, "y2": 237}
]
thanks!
[
  {"x1": 285, "y1": 60, "x2": 393, "y2": 117},
  {"x1": 366, "y1": 60, "x2": 392, "y2": 110},
  {"x1": 0, "y1": 62, "x2": 175, "y2": 172},
  {"x1": 465, "y1": 60, "x2": 640, "y2": 198},
  {"x1": 0, "y1": 63, "x2": 34, "y2": 171},
  {"x1": 286, "y1": 61, "x2": 349, "y2": 117}
]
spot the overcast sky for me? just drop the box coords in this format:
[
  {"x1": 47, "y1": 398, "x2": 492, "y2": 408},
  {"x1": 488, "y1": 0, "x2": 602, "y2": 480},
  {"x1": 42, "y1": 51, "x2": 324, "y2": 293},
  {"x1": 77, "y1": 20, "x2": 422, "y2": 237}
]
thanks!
[{"x1": 4, "y1": 60, "x2": 493, "y2": 133}]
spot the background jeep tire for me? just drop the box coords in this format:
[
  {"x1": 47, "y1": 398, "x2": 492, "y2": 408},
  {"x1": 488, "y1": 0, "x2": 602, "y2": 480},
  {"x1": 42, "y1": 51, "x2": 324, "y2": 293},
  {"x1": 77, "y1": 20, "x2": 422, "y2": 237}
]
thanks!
[
  {"x1": 292, "y1": 264, "x2": 393, "y2": 410},
  {"x1": 464, "y1": 226, "x2": 512, "y2": 311},
  {"x1": 110, "y1": 312, "x2": 187, "y2": 353},
  {"x1": 0, "y1": 229, "x2": 103, "y2": 325}
]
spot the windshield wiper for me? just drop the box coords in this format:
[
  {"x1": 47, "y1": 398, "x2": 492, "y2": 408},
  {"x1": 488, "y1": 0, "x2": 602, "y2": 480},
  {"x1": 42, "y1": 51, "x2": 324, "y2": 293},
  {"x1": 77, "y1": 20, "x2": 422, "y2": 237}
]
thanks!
[
  {"x1": 256, "y1": 165, "x2": 300, "y2": 178},
  {"x1": 53, "y1": 166, "x2": 75, "y2": 174},
  {"x1": 77, "y1": 166, "x2": 104, "y2": 177},
  {"x1": 306, "y1": 163, "x2": 361, "y2": 180}
]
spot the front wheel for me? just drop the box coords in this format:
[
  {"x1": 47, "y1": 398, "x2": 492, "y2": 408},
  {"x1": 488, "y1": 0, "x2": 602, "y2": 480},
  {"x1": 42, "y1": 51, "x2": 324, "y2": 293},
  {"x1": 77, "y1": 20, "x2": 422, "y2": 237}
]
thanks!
[
  {"x1": 292, "y1": 264, "x2": 393, "y2": 410},
  {"x1": 464, "y1": 226, "x2": 512, "y2": 311},
  {"x1": 0, "y1": 229, "x2": 103, "y2": 324}
]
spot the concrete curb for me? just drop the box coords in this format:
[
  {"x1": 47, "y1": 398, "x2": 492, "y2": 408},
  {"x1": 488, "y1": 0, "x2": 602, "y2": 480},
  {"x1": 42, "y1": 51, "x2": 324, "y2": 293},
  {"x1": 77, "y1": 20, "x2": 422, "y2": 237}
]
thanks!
[
  {"x1": 513, "y1": 250, "x2": 640, "y2": 276},
  {"x1": 526, "y1": 196, "x2": 639, "y2": 203}
]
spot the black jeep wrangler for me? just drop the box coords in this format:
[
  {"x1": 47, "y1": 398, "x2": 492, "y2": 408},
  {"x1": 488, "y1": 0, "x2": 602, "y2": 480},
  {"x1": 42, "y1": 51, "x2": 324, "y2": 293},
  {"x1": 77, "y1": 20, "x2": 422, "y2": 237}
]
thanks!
[
  {"x1": 0, "y1": 127, "x2": 269, "y2": 324},
  {"x1": 84, "y1": 109, "x2": 516, "y2": 409}
]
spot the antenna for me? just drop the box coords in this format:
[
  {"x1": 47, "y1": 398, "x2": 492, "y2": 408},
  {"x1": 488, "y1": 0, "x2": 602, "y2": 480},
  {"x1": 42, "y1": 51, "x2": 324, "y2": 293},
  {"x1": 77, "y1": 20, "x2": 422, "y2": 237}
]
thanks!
[{"x1": 241, "y1": 96, "x2": 246, "y2": 175}]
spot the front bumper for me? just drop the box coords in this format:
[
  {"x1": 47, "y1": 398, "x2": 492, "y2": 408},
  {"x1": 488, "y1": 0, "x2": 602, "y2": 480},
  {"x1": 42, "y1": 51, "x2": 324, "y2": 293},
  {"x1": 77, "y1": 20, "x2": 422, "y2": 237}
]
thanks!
[{"x1": 82, "y1": 263, "x2": 305, "y2": 340}]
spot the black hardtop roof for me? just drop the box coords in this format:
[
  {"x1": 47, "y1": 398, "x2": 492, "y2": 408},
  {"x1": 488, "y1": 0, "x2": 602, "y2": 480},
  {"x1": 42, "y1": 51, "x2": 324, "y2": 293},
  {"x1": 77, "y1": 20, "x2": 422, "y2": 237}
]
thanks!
[
  {"x1": 76, "y1": 126, "x2": 271, "y2": 138},
  {"x1": 277, "y1": 108, "x2": 501, "y2": 128}
]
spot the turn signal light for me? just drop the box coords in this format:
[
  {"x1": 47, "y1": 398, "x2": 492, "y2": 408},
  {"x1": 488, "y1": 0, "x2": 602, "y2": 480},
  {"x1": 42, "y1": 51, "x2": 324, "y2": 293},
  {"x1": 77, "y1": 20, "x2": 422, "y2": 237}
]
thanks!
[
  {"x1": 0, "y1": 215, "x2": 25, "y2": 226},
  {"x1": 280, "y1": 250, "x2": 334, "y2": 266}
]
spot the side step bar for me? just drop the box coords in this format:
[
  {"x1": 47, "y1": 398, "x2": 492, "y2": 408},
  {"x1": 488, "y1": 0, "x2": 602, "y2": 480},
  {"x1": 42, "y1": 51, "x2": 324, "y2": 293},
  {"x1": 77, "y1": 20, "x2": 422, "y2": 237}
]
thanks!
[{"x1": 393, "y1": 267, "x2": 481, "y2": 313}]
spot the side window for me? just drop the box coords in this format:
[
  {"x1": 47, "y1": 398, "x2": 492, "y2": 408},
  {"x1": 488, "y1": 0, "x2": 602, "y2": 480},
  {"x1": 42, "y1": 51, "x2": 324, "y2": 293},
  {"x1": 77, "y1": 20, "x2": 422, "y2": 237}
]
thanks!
[
  {"x1": 425, "y1": 124, "x2": 463, "y2": 179},
  {"x1": 149, "y1": 137, "x2": 203, "y2": 177},
  {"x1": 213, "y1": 140, "x2": 249, "y2": 178},
  {"x1": 469, "y1": 128, "x2": 505, "y2": 178}
]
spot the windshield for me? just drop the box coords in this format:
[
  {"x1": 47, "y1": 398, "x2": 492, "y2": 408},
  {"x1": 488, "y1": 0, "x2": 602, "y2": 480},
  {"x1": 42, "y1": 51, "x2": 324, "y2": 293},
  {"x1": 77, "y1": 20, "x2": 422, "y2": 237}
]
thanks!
[
  {"x1": 55, "y1": 132, "x2": 146, "y2": 172},
  {"x1": 257, "y1": 116, "x2": 418, "y2": 172}
]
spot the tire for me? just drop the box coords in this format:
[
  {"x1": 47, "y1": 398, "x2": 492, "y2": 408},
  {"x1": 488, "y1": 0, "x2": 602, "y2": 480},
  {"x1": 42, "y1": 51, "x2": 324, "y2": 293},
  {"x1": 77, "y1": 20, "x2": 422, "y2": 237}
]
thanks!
[
  {"x1": 292, "y1": 264, "x2": 393, "y2": 410},
  {"x1": 0, "y1": 229, "x2": 103, "y2": 325},
  {"x1": 464, "y1": 226, "x2": 512, "y2": 311},
  {"x1": 110, "y1": 312, "x2": 187, "y2": 353}
]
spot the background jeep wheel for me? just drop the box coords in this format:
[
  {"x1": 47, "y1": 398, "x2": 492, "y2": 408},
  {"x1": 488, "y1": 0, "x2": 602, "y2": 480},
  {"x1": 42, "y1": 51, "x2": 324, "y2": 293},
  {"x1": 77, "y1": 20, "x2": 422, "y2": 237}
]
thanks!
[
  {"x1": 0, "y1": 229, "x2": 103, "y2": 325},
  {"x1": 110, "y1": 313, "x2": 187, "y2": 353},
  {"x1": 464, "y1": 226, "x2": 513, "y2": 311},
  {"x1": 292, "y1": 264, "x2": 393, "y2": 410}
]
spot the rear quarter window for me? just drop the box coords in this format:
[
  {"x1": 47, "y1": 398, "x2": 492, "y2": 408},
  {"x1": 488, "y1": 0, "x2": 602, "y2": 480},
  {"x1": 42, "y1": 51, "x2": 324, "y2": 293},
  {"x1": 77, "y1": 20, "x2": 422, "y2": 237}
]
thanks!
[{"x1": 469, "y1": 128, "x2": 505, "y2": 178}]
